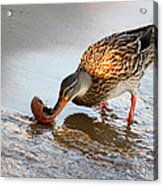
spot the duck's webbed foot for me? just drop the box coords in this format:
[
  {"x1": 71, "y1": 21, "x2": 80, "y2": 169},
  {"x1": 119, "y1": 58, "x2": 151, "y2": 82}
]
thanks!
[{"x1": 96, "y1": 101, "x2": 113, "y2": 112}]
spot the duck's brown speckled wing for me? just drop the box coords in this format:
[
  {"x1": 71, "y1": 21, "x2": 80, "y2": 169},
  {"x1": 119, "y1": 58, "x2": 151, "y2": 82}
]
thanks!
[
  {"x1": 80, "y1": 25, "x2": 155, "y2": 79},
  {"x1": 80, "y1": 34, "x2": 139, "y2": 79}
]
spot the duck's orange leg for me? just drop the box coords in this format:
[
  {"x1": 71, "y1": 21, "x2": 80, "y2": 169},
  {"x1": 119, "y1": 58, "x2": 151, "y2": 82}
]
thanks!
[
  {"x1": 127, "y1": 95, "x2": 137, "y2": 125},
  {"x1": 97, "y1": 101, "x2": 113, "y2": 112}
]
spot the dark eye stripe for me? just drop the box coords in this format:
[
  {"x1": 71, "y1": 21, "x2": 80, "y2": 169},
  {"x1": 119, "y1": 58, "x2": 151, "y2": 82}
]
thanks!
[
  {"x1": 63, "y1": 86, "x2": 74, "y2": 97},
  {"x1": 62, "y1": 80, "x2": 77, "y2": 97}
]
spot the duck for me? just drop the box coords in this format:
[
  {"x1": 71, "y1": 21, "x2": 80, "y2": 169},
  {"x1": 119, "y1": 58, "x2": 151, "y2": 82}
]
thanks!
[{"x1": 31, "y1": 24, "x2": 157, "y2": 126}]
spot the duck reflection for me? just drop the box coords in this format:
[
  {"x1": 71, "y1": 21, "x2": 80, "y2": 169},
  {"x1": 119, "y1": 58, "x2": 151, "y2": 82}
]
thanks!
[
  {"x1": 51, "y1": 113, "x2": 143, "y2": 162},
  {"x1": 62, "y1": 113, "x2": 139, "y2": 147},
  {"x1": 27, "y1": 113, "x2": 142, "y2": 161}
]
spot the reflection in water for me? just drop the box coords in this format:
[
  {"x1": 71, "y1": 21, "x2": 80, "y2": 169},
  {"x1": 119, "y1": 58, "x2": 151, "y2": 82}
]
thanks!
[
  {"x1": 27, "y1": 112, "x2": 143, "y2": 165},
  {"x1": 52, "y1": 113, "x2": 142, "y2": 160},
  {"x1": 63, "y1": 113, "x2": 135, "y2": 147}
]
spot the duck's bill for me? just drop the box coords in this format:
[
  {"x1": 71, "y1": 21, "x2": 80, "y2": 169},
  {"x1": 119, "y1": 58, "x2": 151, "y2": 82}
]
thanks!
[{"x1": 52, "y1": 96, "x2": 68, "y2": 118}]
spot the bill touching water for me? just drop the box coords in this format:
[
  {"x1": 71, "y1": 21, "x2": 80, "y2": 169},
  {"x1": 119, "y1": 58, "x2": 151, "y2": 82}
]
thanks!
[{"x1": 1, "y1": 1, "x2": 158, "y2": 180}]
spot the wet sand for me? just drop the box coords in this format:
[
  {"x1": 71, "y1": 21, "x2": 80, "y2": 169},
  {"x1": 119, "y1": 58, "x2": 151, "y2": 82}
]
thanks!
[{"x1": 1, "y1": 2, "x2": 157, "y2": 180}]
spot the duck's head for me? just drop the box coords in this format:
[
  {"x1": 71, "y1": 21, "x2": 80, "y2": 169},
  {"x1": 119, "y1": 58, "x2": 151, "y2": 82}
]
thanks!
[
  {"x1": 31, "y1": 69, "x2": 92, "y2": 124},
  {"x1": 52, "y1": 70, "x2": 92, "y2": 117}
]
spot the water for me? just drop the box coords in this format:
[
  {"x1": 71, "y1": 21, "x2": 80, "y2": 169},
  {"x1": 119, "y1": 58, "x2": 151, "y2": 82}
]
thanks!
[{"x1": 1, "y1": 2, "x2": 157, "y2": 180}]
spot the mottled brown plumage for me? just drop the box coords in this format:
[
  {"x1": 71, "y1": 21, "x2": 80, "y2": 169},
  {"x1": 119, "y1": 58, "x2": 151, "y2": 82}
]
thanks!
[
  {"x1": 73, "y1": 24, "x2": 157, "y2": 107},
  {"x1": 31, "y1": 24, "x2": 157, "y2": 125}
]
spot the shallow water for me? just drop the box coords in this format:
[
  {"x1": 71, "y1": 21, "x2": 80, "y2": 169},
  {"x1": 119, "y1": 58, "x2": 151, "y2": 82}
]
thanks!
[{"x1": 1, "y1": 2, "x2": 157, "y2": 180}]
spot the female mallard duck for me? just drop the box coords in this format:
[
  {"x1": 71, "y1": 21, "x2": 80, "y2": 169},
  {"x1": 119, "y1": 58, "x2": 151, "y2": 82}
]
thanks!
[{"x1": 31, "y1": 24, "x2": 157, "y2": 126}]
